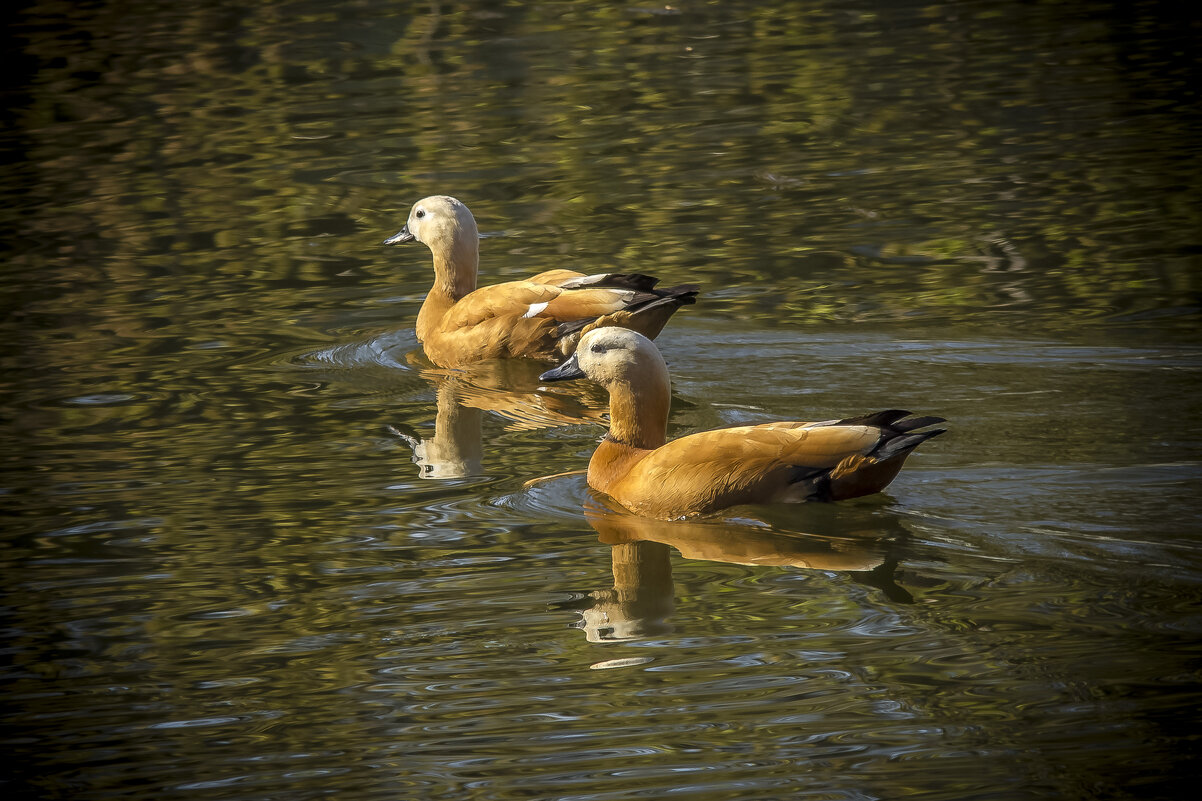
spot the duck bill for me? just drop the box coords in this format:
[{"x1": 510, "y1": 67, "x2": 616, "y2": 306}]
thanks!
[
  {"x1": 539, "y1": 353, "x2": 585, "y2": 382},
  {"x1": 383, "y1": 224, "x2": 415, "y2": 245}
]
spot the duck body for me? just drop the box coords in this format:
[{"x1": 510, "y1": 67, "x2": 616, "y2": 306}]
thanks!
[
  {"x1": 540, "y1": 328, "x2": 945, "y2": 520},
  {"x1": 586, "y1": 413, "x2": 940, "y2": 519},
  {"x1": 385, "y1": 196, "x2": 697, "y2": 368}
]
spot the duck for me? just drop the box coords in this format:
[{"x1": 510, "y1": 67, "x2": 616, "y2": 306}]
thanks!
[
  {"x1": 538, "y1": 327, "x2": 946, "y2": 520},
  {"x1": 383, "y1": 195, "x2": 698, "y2": 367}
]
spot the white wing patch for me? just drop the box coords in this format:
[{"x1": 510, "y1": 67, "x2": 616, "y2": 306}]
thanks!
[{"x1": 523, "y1": 301, "x2": 550, "y2": 318}]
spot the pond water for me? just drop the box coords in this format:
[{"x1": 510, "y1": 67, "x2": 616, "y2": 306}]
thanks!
[{"x1": 3, "y1": 1, "x2": 1200, "y2": 799}]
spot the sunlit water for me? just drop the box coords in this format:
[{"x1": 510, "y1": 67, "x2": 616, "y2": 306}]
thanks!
[{"x1": 3, "y1": 1, "x2": 1201, "y2": 799}]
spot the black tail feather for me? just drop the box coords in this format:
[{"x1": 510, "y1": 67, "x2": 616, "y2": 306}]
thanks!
[
  {"x1": 891, "y1": 415, "x2": 946, "y2": 433},
  {"x1": 874, "y1": 428, "x2": 946, "y2": 461},
  {"x1": 831, "y1": 410, "x2": 947, "y2": 460}
]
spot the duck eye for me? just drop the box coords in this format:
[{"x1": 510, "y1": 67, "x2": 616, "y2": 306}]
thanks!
[
  {"x1": 415, "y1": 209, "x2": 425, "y2": 219},
  {"x1": 590, "y1": 344, "x2": 606, "y2": 354}
]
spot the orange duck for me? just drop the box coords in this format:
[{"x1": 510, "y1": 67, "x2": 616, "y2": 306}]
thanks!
[
  {"x1": 383, "y1": 196, "x2": 698, "y2": 367},
  {"x1": 539, "y1": 328, "x2": 946, "y2": 520}
]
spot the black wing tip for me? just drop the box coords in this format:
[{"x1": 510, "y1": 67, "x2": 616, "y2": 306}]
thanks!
[
  {"x1": 837, "y1": 409, "x2": 911, "y2": 427},
  {"x1": 559, "y1": 274, "x2": 701, "y2": 301},
  {"x1": 553, "y1": 285, "x2": 699, "y2": 338},
  {"x1": 555, "y1": 318, "x2": 591, "y2": 337},
  {"x1": 664, "y1": 284, "x2": 700, "y2": 304},
  {"x1": 837, "y1": 410, "x2": 946, "y2": 433},
  {"x1": 786, "y1": 465, "x2": 834, "y2": 501},
  {"x1": 560, "y1": 273, "x2": 661, "y2": 291}
]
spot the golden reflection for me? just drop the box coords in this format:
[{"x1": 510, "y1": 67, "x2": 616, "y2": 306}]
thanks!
[
  {"x1": 398, "y1": 355, "x2": 607, "y2": 479},
  {"x1": 569, "y1": 504, "x2": 907, "y2": 643}
]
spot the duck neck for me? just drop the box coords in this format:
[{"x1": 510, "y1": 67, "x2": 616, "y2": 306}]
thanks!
[
  {"x1": 417, "y1": 239, "x2": 478, "y2": 340},
  {"x1": 432, "y1": 238, "x2": 478, "y2": 300},
  {"x1": 606, "y1": 376, "x2": 670, "y2": 450}
]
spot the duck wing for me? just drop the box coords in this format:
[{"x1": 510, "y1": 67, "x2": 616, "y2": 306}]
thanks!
[
  {"x1": 606, "y1": 416, "x2": 944, "y2": 518},
  {"x1": 606, "y1": 425, "x2": 878, "y2": 518},
  {"x1": 432, "y1": 277, "x2": 697, "y2": 363},
  {"x1": 441, "y1": 276, "x2": 672, "y2": 331}
]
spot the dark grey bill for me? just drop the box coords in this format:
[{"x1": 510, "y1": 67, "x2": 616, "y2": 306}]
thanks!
[
  {"x1": 383, "y1": 225, "x2": 415, "y2": 245},
  {"x1": 539, "y1": 352, "x2": 585, "y2": 382}
]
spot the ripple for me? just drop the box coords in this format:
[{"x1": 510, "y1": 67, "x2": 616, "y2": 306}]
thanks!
[
  {"x1": 590, "y1": 656, "x2": 655, "y2": 671},
  {"x1": 293, "y1": 328, "x2": 417, "y2": 372},
  {"x1": 492, "y1": 474, "x2": 595, "y2": 522},
  {"x1": 5, "y1": 3, "x2": 1201, "y2": 800},
  {"x1": 61, "y1": 393, "x2": 139, "y2": 406}
]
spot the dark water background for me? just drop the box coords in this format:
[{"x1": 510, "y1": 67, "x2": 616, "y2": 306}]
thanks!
[{"x1": 2, "y1": 1, "x2": 1200, "y2": 799}]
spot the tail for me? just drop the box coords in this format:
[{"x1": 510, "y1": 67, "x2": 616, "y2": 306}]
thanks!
[
  {"x1": 874, "y1": 426, "x2": 946, "y2": 461},
  {"x1": 555, "y1": 283, "x2": 699, "y2": 339},
  {"x1": 834, "y1": 410, "x2": 946, "y2": 461},
  {"x1": 789, "y1": 411, "x2": 947, "y2": 501}
]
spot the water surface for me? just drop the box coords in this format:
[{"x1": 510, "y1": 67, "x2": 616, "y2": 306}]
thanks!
[{"x1": 2, "y1": 1, "x2": 1200, "y2": 799}]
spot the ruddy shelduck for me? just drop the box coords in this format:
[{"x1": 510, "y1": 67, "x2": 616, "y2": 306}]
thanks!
[
  {"x1": 384, "y1": 196, "x2": 698, "y2": 367},
  {"x1": 539, "y1": 328, "x2": 946, "y2": 520}
]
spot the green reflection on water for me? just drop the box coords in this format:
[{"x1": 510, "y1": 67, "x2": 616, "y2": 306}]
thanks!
[
  {"x1": 2, "y1": 1, "x2": 1201, "y2": 800},
  {"x1": 3, "y1": 0, "x2": 1199, "y2": 341}
]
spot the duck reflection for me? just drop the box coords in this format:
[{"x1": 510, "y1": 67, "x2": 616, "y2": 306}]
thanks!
[
  {"x1": 394, "y1": 376, "x2": 484, "y2": 479},
  {"x1": 396, "y1": 356, "x2": 606, "y2": 479},
  {"x1": 575, "y1": 539, "x2": 676, "y2": 643},
  {"x1": 563, "y1": 504, "x2": 911, "y2": 643}
]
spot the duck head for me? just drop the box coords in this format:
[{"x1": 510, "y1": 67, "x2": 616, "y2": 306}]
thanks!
[
  {"x1": 541, "y1": 327, "x2": 671, "y2": 449},
  {"x1": 384, "y1": 195, "x2": 479, "y2": 297}
]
